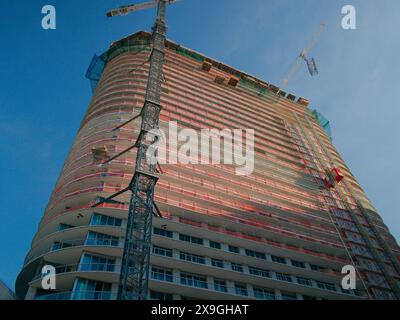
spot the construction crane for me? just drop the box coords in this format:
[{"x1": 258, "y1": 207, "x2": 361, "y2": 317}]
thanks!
[
  {"x1": 107, "y1": 0, "x2": 178, "y2": 17},
  {"x1": 280, "y1": 22, "x2": 325, "y2": 90},
  {"x1": 102, "y1": 0, "x2": 178, "y2": 300}
]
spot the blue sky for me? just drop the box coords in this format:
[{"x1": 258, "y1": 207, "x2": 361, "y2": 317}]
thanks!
[{"x1": 0, "y1": 0, "x2": 399, "y2": 290}]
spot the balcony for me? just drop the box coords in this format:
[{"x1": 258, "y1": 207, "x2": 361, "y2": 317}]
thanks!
[
  {"x1": 29, "y1": 262, "x2": 120, "y2": 293},
  {"x1": 35, "y1": 290, "x2": 118, "y2": 300},
  {"x1": 32, "y1": 262, "x2": 119, "y2": 282},
  {"x1": 24, "y1": 237, "x2": 123, "y2": 266}
]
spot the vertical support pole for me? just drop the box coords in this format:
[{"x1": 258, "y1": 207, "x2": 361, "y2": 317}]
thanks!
[{"x1": 118, "y1": 0, "x2": 167, "y2": 300}]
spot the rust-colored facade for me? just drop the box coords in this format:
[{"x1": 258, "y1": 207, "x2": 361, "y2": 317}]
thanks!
[{"x1": 16, "y1": 31, "x2": 400, "y2": 300}]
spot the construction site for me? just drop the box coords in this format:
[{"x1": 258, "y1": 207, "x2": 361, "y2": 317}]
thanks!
[{"x1": 14, "y1": 0, "x2": 400, "y2": 300}]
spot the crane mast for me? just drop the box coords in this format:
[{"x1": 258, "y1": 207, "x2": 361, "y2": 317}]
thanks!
[
  {"x1": 118, "y1": 0, "x2": 167, "y2": 300},
  {"x1": 105, "y1": 0, "x2": 170, "y2": 300}
]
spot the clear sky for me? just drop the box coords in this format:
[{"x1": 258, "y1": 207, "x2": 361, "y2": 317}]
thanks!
[{"x1": 0, "y1": 0, "x2": 399, "y2": 290}]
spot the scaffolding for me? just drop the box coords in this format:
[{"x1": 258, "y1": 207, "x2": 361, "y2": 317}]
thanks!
[
  {"x1": 301, "y1": 111, "x2": 400, "y2": 299},
  {"x1": 287, "y1": 113, "x2": 370, "y2": 298},
  {"x1": 86, "y1": 39, "x2": 152, "y2": 93},
  {"x1": 85, "y1": 55, "x2": 106, "y2": 93},
  {"x1": 311, "y1": 109, "x2": 332, "y2": 140}
]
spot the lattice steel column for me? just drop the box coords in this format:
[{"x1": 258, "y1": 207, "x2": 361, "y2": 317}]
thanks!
[{"x1": 118, "y1": 0, "x2": 167, "y2": 300}]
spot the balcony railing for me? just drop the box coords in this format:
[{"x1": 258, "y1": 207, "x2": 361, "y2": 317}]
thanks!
[
  {"x1": 31, "y1": 263, "x2": 119, "y2": 282},
  {"x1": 35, "y1": 290, "x2": 118, "y2": 300},
  {"x1": 24, "y1": 237, "x2": 123, "y2": 266}
]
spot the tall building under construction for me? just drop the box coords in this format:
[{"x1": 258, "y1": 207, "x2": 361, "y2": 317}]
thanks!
[{"x1": 15, "y1": 31, "x2": 400, "y2": 300}]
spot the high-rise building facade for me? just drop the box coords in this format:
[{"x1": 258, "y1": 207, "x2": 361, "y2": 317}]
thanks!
[{"x1": 15, "y1": 31, "x2": 400, "y2": 300}]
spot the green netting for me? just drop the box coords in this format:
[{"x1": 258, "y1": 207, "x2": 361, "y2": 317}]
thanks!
[
  {"x1": 85, "y1": 40, "x2": 151, "y2": 93},
  {"x1": 176, "y1": 47, "x2": 205, "y2": 62},
  {"x1": 311, "y1": 109, "x2": 332, "y2": 140},
  {"x1": 239, "y1": 79, "x2": 279, "y2": 103},
  {"x1": 85, "y1": 54, "x2": 106, "y2": 93},
  {"x1": 239, "y1": 79, "x2": 260, "y2": 91},
  {"x1": 101, "y1": 39, "x2": 151, "y2": 62}
]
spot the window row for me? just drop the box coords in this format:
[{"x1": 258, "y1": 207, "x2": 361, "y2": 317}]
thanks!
[
  {"x1": 152, "y1": 227, "x2": 331, "y2": 274},
  {"x1": 150, "y1": 266, "x2": 303, "y2": 300},
  {"x1": 150, "y1": 246, "x2": 350, "y2": 295}
]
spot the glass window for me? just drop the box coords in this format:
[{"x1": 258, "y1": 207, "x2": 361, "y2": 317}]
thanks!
[
  {"x1": 350, "y1": 244, "x2": 373, "y2": 258},
  {"x1": 179, "y1": 234, "x2": 191, "y2": 242},
  {"x1": 296, "y1": 276, "x2": 312, "y2": 287},
  {"x1": 316, "y1": 281, "x2": 337, "y2": 292},
  {"x1": 72, "y1": 278, "x2": 112, "y2": 300},
  {"x1": 179, "y1": 252, "x2": 205, "y2": 264},
  {"x1": 154, "y1": 227, "x2": 173, "y2": 238},
  {"x1": 231, "y1": 263, "x2": 243, "y2": 272},
  {"x1": 85, "y1": 231, "x2": 119, "y2": 246},
  {"x1": 276, "y1": 272, "x2": 292, "y2": 282},
  {"x1": 271, "y1": 255, "x2": 286, "y2": 264},
  {"x1": 335, "y1": 218, "x2": 358, "y2": 232},
  {"x1": 181, "y1": 296, "x2": 197, "y2": 300},
  {"x1": 331, "y1": 207, "x2": 351, "y2": 220},
  {"x1": 310, "y1": 264, "x2": 325, "y2": 271},
  {"x1": 152, "y1": 246, "x2": 173, "y2": 257},
  {"x1": 150, "y1": 291, "x2": 172, "y2": 300},
  {"x1": 254, "y1": 287, "x2": 276, "y2": 300},
  {"x1": 79, "y1": 253, "x2": 115, "y2": 272},
  {"x1": 234, "y1": 283, "x2": 248, "y2": 296},
  {"x1": 245, "y1": 249, "x2": 266, "y2": 260},
  {"x1": 209, "y1": 240, "x2": 221, "y2": 249},
  {"x1": 366, "y1": 273, "x2": 388, "y2": 287},
  {"x1": 345, "y1": 231, "x2": 365, "y2": 244},
  {"x1": 179, "y1": 233, "x2": 203, "y2": 245},
  {"x1": 151, "y1": 267, "x2": 173, "y2": 282},
  {"x1": 214, "y1": 279, "x2": 227, "y2": 292},
  {"x1": 291, "y1": 260, "x2": 306, "y2": 268},
  {"x1": 90, "y1": 213, "x2": 122, "y2": 227},
  {"x1": 211, "y1": 258, "x2": 224, "y2": 268},
  {"x1": 249, "y1": 266, "x2": 270, "y2": 278},
  {"x1": 317, "y1": 281, "x2": 328, "y2": 290},
  {"x1": 357, "y1": 258, "x2": 379, "y2": 272},
  {"x1": 52, "y1": 241, "x2": 73, "y2": 251},
  {"x1": 58, "y1": 223, "x2": 75, "y2": 231},
  {"x1": 180, "y1": 273, "x2": 207, "y2": 289},
  {"x1": 228, "y1": 245, "x2": 240, "y2": 254},
  {"x1": 340, "y1": 287, "x2": 352, "y2": 295},
  {"x1": 354, "y1": 289, "x2": 362, "y2": 297},
  {"x1": 282, "y1": 292, "x2": 298, "y2": 300}
]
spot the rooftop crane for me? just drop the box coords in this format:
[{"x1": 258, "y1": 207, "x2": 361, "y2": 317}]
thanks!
[
  {"x1": 106, "y1": 0, "x2": 178, "y2": 17},
  {"x1": 280, "y1": 22, "x2": 325, "y2": 90},
  {"x1": 103, "y1": 0, "x2": 179, "y2": 300}
]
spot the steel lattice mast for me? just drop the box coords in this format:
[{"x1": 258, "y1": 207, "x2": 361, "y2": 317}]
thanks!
[
  {"x1": 106, "y1": 0, "x2": 171, "y2": 300},
  {"x1": 118, "y1": 0, "x2": 168, "y2": 300}
]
